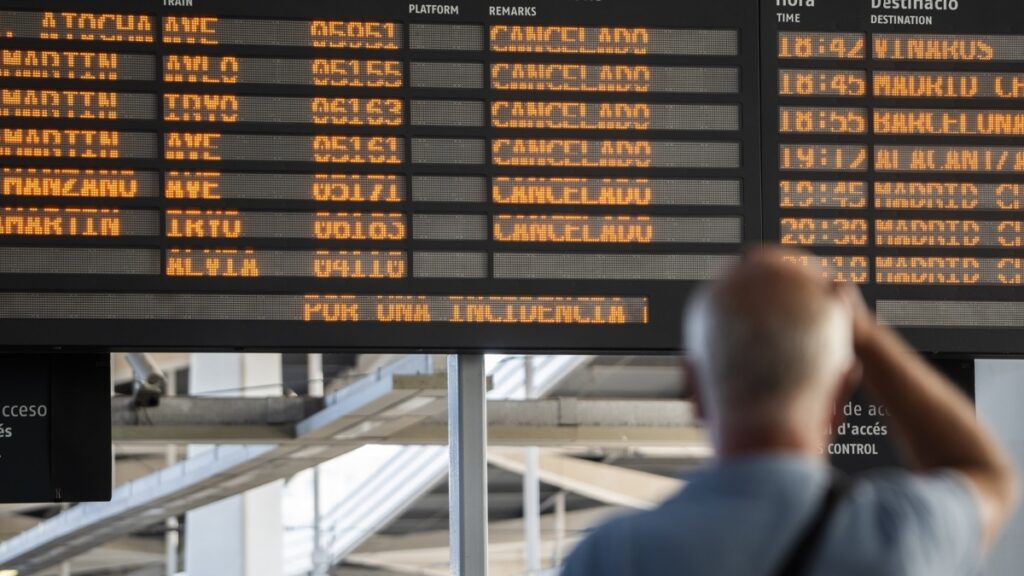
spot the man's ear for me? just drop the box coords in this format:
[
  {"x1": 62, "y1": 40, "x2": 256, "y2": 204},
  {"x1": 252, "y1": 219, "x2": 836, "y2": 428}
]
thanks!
[{"x1": 681, "y1": 357, "x2": 706, "y2": 421}]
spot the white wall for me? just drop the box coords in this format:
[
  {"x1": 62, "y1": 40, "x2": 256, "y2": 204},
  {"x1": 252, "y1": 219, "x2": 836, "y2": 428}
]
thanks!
[
  {"x1": 185, "y1": 354, "x2": 284, "y2": 576},
  {"x1": 976, "y1": 360, "x2": 1024, "y2": 576}
]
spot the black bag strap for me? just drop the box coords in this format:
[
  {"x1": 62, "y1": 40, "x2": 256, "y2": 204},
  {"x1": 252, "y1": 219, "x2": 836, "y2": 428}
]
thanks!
[{"x1": 771, "y1": 474, "x2": 851, "y2": 576}]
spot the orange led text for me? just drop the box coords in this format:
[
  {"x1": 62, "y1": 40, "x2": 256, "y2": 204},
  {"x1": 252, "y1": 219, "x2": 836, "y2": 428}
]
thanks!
[
  {"x1": 493, "y1": 214, "x2": 654, "y2": 243},
  {"x1": 492, "y1": 139, "x2": 652, "y2": 167},
  {"x1": 493, "y1": 177, "x2": 652, "y2": 206},
  {"x1": 490, "y1": 26, "x2": 650, "y2": 54},
  {"x1": 2, "y1": 168, "x2": 141, "y2": 198},
  {"x1": 2, "y1": 50, "x2": 120, "y2": 80},
  {"x1": 491, "y1": 63, "x2": 650, "y2": 92},
  {"x1": 0, "y1": 206, "x2": 124, "y2": 236},
  {"x1": 39, "y1": 12, "x2": 154, "y2": 42}
]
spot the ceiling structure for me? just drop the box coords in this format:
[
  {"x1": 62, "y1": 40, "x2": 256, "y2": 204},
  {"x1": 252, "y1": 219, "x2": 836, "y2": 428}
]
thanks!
[{"x1": 0, "y1": 354, "x2": 703, "y2": 576}]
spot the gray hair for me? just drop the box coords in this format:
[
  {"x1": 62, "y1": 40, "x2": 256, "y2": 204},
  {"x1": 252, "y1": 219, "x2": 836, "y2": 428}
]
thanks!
[{"x1": 684, "y1": 270, "x2": 854, "y2": 421}]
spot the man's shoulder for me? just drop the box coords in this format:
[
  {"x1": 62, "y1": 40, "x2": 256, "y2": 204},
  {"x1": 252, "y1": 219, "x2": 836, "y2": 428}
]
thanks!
[
  {"x1": 562, "y1": 510, "x2": 646, "y2": 575},
  {"x1": 562, "y1": 467, "x2": 982, "y2": 576},
  {"x1": 819, "y1": 468, "x2": 983, "y2": 575},
  {"x1": 566, "y1": 510, "x2": 638, "y2": 552},
  {"x1": 843, "y1": 467, "x2": 978, "y2": 518}
]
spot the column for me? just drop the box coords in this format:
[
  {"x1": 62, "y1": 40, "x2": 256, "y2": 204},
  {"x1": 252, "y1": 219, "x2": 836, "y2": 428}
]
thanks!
[{"x1": 184, "y1": 353, "x2": 284, "y2": 576}]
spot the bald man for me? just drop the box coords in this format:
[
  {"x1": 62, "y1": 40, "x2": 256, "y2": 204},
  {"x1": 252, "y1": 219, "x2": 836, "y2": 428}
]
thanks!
[{"x1": 563, "y1": 248, "x2": 1019, "y2": 576}]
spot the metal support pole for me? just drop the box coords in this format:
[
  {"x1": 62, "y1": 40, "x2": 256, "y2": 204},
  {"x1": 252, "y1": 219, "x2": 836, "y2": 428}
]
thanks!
[
  {"x1": 60, "y1": 504, "x2": 72, "y2": 576},
  {"x1": 448, "y1": 354, "x2": 488, "y2": 576},
  {"x1": 110, "y1": 357, "x2": 117, "y2": 491},
  {"x1": 312, "y1": 470, "x2": 325, "y2": 574},
  {"x1": 165, "y1": 517, "x2": 180, "y2": 576},
  {"x1": 307, "y1": 353, "x2": 325, "y2": 397},
  {"x1": 165, "y1": 370, "x2": 179, "y2": 576},
  {"x1": 553, "y1": 491, "x2": 567, "y2": 568},
  {"x1": 523, "y1": 357, "x2": 541, "y2": 575},
  {"x1": 308, "y1": 354, "x2": 328, "y2": 576}
]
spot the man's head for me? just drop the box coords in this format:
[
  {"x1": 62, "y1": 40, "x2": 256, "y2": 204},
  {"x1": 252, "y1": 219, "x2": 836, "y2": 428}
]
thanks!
[{"x1": 684, "y1": 247, "x2": 857, "y2": 454}]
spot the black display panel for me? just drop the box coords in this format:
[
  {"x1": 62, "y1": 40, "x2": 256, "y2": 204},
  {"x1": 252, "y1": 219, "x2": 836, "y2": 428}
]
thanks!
[
  {"x1": 762, "y1": 0, "x2": 1024, "y2": 355},
  {"x1": 0, "y1": 0, "x2": 757, "y2": 352},
  {"x1": 0, "y1": 354, "x2": 111, "y2": 503},
  {"x1": 0, "y1": 1, "x2": 1022, "y2": 354}
]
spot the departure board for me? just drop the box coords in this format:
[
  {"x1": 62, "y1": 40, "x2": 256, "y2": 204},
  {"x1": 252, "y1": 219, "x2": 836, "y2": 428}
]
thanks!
[
  {"x1": 0, "y1": 0, "x2": 756, "y2": 352},
  {"x1": 763, "y1": 0, "x2": 1024, "y2": 354},
  {"x1": 2, "y1": 1, "x2": 1023, "y2": 354}
]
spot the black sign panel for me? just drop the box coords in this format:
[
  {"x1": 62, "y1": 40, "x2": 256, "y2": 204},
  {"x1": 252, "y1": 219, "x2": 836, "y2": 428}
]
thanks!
[
  {"x1": 0, "y1": 0, "x2": 757, "y2": 352},
  {"x1": 0, "y1": 354, "x2": 111, "y2": 502},
  {"x1": 0, "y1": 1, "x2": 1021, "y2": 353},
  {"x1": 823, "y1": 356, "x2": 974, "y2": 473},
  {"x1": 763, "y1": 0, "x2": 1024, "y2": 355},
  {"x1": 827, "y1": 358, "x2": 975, "y2": 474}
]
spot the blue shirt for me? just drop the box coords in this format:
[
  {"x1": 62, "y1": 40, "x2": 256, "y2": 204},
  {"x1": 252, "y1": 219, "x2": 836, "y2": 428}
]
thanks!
[{"x1": 563, "y1": 455, "x2": 981, "y2": 576}]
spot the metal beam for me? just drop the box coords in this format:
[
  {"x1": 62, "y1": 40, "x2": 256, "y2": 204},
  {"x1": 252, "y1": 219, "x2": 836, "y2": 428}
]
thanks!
[
  {"x1": 287, "y1": 356, "x2": 594, "y2": 575},
  {"x1": 348, "y1": 508, "x2": 618, "y2": 576},
  {"x1": 113, "y1": 398, "x2": 705, "y2": 449},
  {"x1": 487, "y1": 448, "x2": 683, "y2": 510},
  {"x1": 0, "y1": 513, "x2": 165, "y2": 575},
  {"x1": 111, "y1": 396, "x2": 322, "y2": 442}
]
